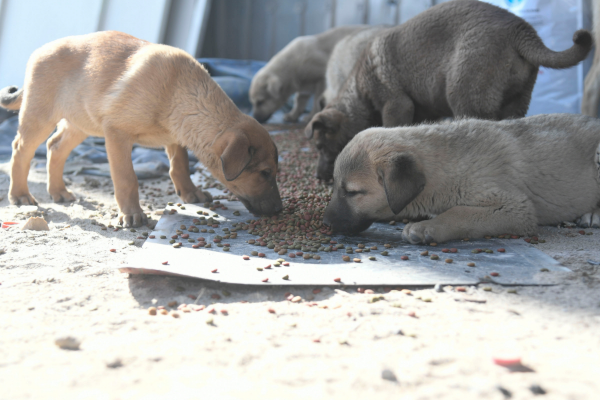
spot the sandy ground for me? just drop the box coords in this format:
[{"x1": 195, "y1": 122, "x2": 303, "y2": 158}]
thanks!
[{"x1": 1, "y1": 152, "x2": 600, "y2": 400}]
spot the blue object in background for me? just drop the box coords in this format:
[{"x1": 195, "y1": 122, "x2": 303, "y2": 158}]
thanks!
[{"x1": 197, "y1": 58, "x2": 266, "y2": 112}]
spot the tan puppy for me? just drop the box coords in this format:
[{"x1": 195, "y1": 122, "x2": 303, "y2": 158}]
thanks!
[
  {"x1": 249, "y1": 25, "x2": 365, "y2": 123},
  {"x1": 306, "y1": 0, "x2": 592, "y2": 181},
  {"x1": 323, "y1": 114, "x2": 600, "y2": 243},
  {"x1": 0, "y1": 31, "x2": 282, "y2": 227}
]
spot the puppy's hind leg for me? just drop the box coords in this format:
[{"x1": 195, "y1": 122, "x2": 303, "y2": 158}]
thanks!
[
  {"x1": 403, "y1": 200, "x2": 537, "y2": 244},
  {"x1": 46, "y1": 119, "x2": 87, "y2": 202},
  {"x1": 9, "y1": 112, "x2": 59, "y2": 205},
  {"x1": 284, "y1": 92, "x2": 311, "y2": 123},
  {"x1": 104, "y1": 129, "x2": 147, "y2": 228},
  {"x1": 165, "y1": 144, "x2": 212, "y2": 204}
]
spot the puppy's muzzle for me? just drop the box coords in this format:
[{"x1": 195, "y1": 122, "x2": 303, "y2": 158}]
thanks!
[
  {"x1": 239, "y1": 189, "x2": 283, "y2": 217},
  {"x1": 316, "y1": 153, "x2": 335, "y2": 181},
  {"x1": 323, "y1": 201, "x2": 374, "y2": 234},
  {"x1": 252, "y1": 110, "x2": 271, "y2": 124}
]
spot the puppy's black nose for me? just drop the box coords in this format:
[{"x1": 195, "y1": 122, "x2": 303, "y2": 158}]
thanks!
[{"x1": 253, "y1": 112, "x2": 269, "y2": 124}]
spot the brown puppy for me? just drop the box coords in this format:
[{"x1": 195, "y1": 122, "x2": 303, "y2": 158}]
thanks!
[
  {"x1": 323, "y1": 114, "x2": 600, "y2": 243},
  {"x1": 306, "y1": 0, "x2": 592, "y2": 181},
  {"x1": 0, "y1": 31, "x2": 282, "y2": 227}
]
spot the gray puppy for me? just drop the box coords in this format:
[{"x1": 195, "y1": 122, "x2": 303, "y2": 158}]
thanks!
[
  {"x1": 323, "y1": 114, "x2": 600, "y2": 244},
  {"x1": 249, "y1": 25, "x2": 365, "y2": 123},
  {"x1": 306, "y1": 0, "x2": 592, "y2": 181},
  {"x1": 322, "y1": 25, "x2": 390, "y2": 107}
]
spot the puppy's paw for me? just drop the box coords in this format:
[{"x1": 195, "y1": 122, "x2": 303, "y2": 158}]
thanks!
[
  {"x1": 179, "y1": 188, "x2": 213, "y2": 204},
  {"x1": 402, "y1": 221, "x2": 438, "y2": 245},
  {"x1": 9, "y1": 192, "x2": 38, "y2": 206},
  {"x1": 49, "y1": 188, "x2": 76, "y2": 203},
  {"x1": 283, "y1": 112, "x2": 299, "y2": 123},
  {"x1": 577, "y1": 209, "x2": 600, "y2": 228},
  {"x1": 119, "y1": 210, "x2": 148, "y2": 228}
]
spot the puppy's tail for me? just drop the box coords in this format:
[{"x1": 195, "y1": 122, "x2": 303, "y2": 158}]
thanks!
[
  {"x1": 0, "y1": 86, "x2": 23, "y2": 110},
  {"x1": 515, "y1": 28, "x2": 592, "y2": 69}
]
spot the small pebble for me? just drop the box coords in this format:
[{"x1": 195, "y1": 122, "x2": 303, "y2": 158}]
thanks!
[
  {"x1": 400, "y1": 255, "x2": 409, "y2": 260},
  {"x1": 482, "y1": 287, "x2": 492, "y2": 291},
  {"x1": 381, "y1": 369, "x2": 398, "y2": 382},
  {"x1": 456, "y1": 287, "x2": 466, "y2": 292},
  {"x1": 109, "y1": 249, "x2": 116, "y2": 253},
  {"x1": 342, "y1": 255, "x2": 350, "y2": 262},
  {"x1": 262, "y1": 278, "x2": 269, "y2": 282},
  {"x1": 467, "y1": 262, "x2": 475, "y2": 267},
  {"x1": 148, "y1": 307, "x2": 157, "y2": 315},
  {"x1": 333, "y1": 277, "x2": 341, "y2": 282},
  {"x1": 420, "y1": 250, "x2": 429, "y2": 256},
  {"x1": 497, "y1": 248, "x2": 506, "y2": 253},
  {"x1": 167, "y1": 301, "x2": 177, "y2": 307},
  {"x1": 369, "y1": 256, "x2": 376, "y2": 261},
  {"x1": 445, "y1": 258, "x2": 453, "y2": 263},
  {"x1": 211, "y1": 268, "x2": 218, "y2": 273},
  {"x1": 430, "y1": 255, "x2": 439, "y2": 260},
  {"x1": 55, "y1": 336, "x2": 81, "y2": 350},
  {"x1": 353, "y1": 258, "x2": 361, "y2": 263},
  {"x1": 490, "y1": 272, "x2": 499, "y2": 277},
  {"x1": 381, "y1": 251, "x2": 389, "y2": 256}
]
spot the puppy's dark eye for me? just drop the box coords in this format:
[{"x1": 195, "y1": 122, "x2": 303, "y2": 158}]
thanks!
[
  {"x1": 346, "y1": 190, "x2": 360, "y2": 197},
  {"x1": 260, "y1": 169, "x2": 271, "y2": 179}
]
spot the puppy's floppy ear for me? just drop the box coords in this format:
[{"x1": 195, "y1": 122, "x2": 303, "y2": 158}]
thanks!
[
  {"x1": 377, "y1": 153, "x2": 425, "y2": 215},
  {"x1": 304, "y1": 109, "x2": 344, "y2": 140},
  {"x1": 212, "y1": 130, "x2": 254, "y2": 181},
  {"x1": 267, "y1": 75, "x2": 282, "y2": 98}
]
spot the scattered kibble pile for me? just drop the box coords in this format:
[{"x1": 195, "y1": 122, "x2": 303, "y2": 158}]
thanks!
[{"x1": 107, "y1": 128, "x2": 570, "y2": 283}]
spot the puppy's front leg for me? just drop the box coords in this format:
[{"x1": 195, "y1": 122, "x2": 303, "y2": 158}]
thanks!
[
  {"x1": 402, "y1": 203, "x2": 537, "y2": 244},
  {"x1": 104, "y1": 130, "x2": 147, "y2": 228},
  {"x1": 165, "y1": 144, "x2": 212, "y2": 204},
  {"x1": 305, "y1": 79, "x2": 326, "y2": 122},
  {"x1": 284, "y1": 92, "x2": 311, "y2": 123}
]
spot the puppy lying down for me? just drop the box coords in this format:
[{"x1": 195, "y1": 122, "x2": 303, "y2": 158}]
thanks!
[{"x1": 323, "y1": 114, "x2": 600, "y2": 244}]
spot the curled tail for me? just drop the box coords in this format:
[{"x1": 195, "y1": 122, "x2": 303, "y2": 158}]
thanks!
[
  {"x1": 0, "y1": 86, "x2": 23, "y2": 110},
  {"x1": 516, "y1": 28, "x2": 592, "y2": 69}
]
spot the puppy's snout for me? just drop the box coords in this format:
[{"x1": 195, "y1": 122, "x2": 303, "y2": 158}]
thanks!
[
  {"x1": 252, "y1": 111, "x2": 270, "y2": 124},
  {"x1": 317, "y1": 153, "x2": 335, "y2": 181}
]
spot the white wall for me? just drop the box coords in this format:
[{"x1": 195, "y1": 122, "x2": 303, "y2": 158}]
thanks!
[
  {"x1": 0, "y1": 0, "x2": 174, "y2": 89},
  {"x1": 0, "y1": 0, "x2": 104, "y2": 88}
]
